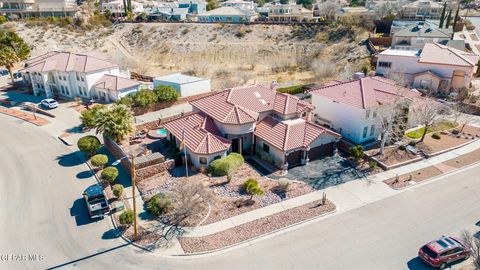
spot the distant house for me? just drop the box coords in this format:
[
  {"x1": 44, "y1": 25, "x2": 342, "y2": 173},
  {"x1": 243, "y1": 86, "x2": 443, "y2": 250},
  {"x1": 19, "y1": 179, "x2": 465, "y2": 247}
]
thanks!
[
  {"x1": 376, "y1": 43, "x2": 479, "y2": 92},
  {"x1": 197, "y1": 6, "x2": 254, "y2": 22},
  {"x1": 220, "y1": 0, "x2": 255, "y2": 12},
  {"x1": 101, "y1": 0, "x2": 144, "y2": 16},
  {"x1": 153, "y1": 73, "x2": 210, "y2": 97},
  {"x1": 391, "y1": 21, "x2": 452, "y2": 50},
  {"x1": 0, "y1": 0, "x2": 78, "y2": 18},
  {"x1": 163, "y1": 84, "x2": 340, "y2": 169},
  {"x1": 310, "y1": 77, "x2": 421, "y2": 144},
  {"x1": 266, "y1": 2, "x2": 313, "y2": 22},
  {"x1": 146, "y1": 5, "x2": 189, "y2": 21},
  {"x1": 178, "y1": 0, "x2": 206, "y2": 14},
  {"x1": 335, "y1": 6, "x2": 374, "y2": 20},
  {"x1": 399, "y1": 0, "x2": 442, "y2": 20},
  {"x1": 21, "y1": 51, "x2": 142, "y2": 102}
]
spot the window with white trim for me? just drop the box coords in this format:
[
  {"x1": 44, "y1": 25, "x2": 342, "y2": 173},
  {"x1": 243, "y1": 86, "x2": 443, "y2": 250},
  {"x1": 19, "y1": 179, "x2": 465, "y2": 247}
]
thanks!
[{"x1": 363, "y1": 127, "x2": 368, "y2": 138}]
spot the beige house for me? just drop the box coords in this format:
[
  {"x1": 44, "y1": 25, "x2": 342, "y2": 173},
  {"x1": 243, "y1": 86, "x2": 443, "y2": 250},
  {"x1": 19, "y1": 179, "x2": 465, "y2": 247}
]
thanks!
[
  {"x1": 399, "y1": 0, "x2": 442, "y2": 20},
  {"x1": 377, "y1": 43, "x2": 479, "y2": 92},
  {"x1": 0, "y1": 0, "x2": 78, "y2": 17},
  {"x1": 391, "y1": 21, "x2": 452, "y2": 50},
  {"x1": 267, "y1": 3, "x2": 313, "y2": 22}
]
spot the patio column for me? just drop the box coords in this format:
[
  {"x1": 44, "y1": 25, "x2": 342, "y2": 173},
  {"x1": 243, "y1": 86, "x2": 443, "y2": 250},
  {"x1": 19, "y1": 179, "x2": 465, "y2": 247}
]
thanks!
[{"x1": 250, "y1": 132, "x2": 255, "y2": 154}]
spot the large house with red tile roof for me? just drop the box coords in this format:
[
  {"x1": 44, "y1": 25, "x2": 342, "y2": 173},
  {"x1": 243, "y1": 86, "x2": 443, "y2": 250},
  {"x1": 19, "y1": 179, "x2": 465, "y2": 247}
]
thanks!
[
  {"x1": 310, "y1": 76, "x2": 421, "y2": 144},
  {"x1": 163, "y1": 84, "x2": 340, "y2": 169},
  {"x1": 21, "y1": 51, "x2": 144, "y2": 102},
  {"x1": 376, "y1": 43, "x2": 479, "y2": 92}
]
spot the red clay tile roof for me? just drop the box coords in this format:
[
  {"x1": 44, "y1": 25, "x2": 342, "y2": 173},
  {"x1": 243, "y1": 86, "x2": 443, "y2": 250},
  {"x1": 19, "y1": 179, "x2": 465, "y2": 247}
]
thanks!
[
  {"x1": 310, "y1": 76, "x2": 421, "y2": 109},
  {"x1": 163, "y1": 113, "x2": 231, "y2": 155},
  {"x1": 25, "y1": 51, "x2": 118, "y2": 73},
  {"x1": 255, "y1": 116, "x2": 340, "y2": 151},
  {"x1": 190, "y1": 84, "x2": 313, "y2": 124},
  {"x1": 93, "y1": 74, "x2": 142, "y2": 92}
]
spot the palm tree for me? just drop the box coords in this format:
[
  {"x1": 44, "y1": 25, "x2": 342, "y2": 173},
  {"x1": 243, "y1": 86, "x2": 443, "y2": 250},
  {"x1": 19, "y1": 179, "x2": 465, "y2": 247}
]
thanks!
[
  {"x1": 95, "y1": 104, "x2": 135, "y2": 142},
  {"x1": 0, "y1": 30, "x2": 30, "y2": 84}
]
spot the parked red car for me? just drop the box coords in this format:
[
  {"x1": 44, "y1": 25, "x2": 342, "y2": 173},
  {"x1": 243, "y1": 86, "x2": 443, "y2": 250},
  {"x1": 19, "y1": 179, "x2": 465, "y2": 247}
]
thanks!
[{"x1": 418, "y1": 236, "x2": 471, "y2": 269}]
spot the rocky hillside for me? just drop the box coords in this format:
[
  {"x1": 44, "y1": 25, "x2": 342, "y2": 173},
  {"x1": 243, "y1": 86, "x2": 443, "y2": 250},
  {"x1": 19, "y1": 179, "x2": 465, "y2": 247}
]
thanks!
[{"x1": 8, "y1": 22, "x2": 371, "y2": 88}]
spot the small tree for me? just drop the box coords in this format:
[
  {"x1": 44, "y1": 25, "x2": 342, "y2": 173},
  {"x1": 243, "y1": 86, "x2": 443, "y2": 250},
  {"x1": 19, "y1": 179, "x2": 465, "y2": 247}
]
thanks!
[
  {"x1": 132, "y1": 89, "x2": 157, "y2": 107},
  {"x1": 77, "y1": 135, "x2": 101, "y2": 156},
  {"x1": 80, "y1": 104, "x2": 104, "y2": 128},
  {"x1": 170, "y1": 179, "x2": 213, "y2": 227},
  {"x1": 112, "y1": 184, "x2": 124, "y2": 198},
  {"x1": 243, "y1": 178, "x2": 264, "y2": 202},
  {"x1": 154, "y1": 85, "x2": 179, "y2": 103},
  {"x1": 411, "y1": 97, "x2": 442, "y2": 143},
  {"x1": 0, "y1": 30, "x2": 31, "y2": 84},
  {"x1": 119, "y1": 210, "x2": 134, "y2": 225},
  {"x1": 101, "y1": 166, "x2": 119, "y2": 183},
  {"x1": 147, "y1": 193, "x2": 174, "y2": 217},
  {"x1": 94, "y1": 104, "x2": 135, "y2": 142},
  {"x1": 117, "y1": 96, "x2": 133, "y2": 107},
  {"x1": 349, "y1": 145, "x2": 364, "y2": 161},
  {"x1": 91, "y1": 154, "x2": 108, "y2": 170}
]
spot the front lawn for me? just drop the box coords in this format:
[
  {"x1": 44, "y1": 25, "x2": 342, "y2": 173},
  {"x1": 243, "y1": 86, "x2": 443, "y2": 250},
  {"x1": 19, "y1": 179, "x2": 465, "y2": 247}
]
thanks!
[{"x1": 405, "y1": 120, "x2": 458, "y2": 139}]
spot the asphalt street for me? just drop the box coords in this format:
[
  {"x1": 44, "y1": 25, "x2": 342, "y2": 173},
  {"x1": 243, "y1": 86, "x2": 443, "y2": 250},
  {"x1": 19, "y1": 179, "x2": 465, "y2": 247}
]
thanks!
[{"x1": 1, "y1": 112, "x2": 480, "y2": 270}]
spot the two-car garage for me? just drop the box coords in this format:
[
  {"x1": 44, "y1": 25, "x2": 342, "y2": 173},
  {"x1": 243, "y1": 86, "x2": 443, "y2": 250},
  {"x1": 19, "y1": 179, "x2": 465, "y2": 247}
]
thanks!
[{"x1": 286, "y1": 142, "x2": 336, "y2": 169}]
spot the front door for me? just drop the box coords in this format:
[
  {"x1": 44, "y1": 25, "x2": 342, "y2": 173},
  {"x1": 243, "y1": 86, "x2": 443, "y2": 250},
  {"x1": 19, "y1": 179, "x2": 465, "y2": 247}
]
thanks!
[{"x1": 231, "y1": 138, "x2": 239, "y2": 153}]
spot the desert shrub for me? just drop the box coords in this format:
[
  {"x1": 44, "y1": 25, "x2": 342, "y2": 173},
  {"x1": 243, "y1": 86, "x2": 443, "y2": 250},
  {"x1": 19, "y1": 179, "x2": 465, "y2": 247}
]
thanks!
[
  {"x1": 209, "y1": 153, "x2": 244, "y2": 176},
  {"x1": 117, "y1": 96, "x2": 133, "y2": 107},
  {"x1": 399, "y1": 145, "x2": 406, "y2": 151},
  {"x1": 277, "y1": 178, "x2": 291, "y2": 193},
  {"x1": 0, "y1": 16, "x2": 7, "y2": 24},
  {"x1": 101, "y1": 166, "x2": 119, "y2": 183},
  {"x1": 243, "y1": 178, "x2": 264, "y2": 201},
  {"x1": 91, "y1": 154, "x2": 108, "y2": 169},
  {"x1": 235, "y1": 29, "x2": 246, "y2": 38},
  {"x1": 277, "y1": 85, "x2": 305, "y2": 95},
  {"x1": 132, "y1": 89, "x2": 157, "y2": 107},
  {"x1": 153, "y1": 85, "x2": 179, "y2": 102},
  {"x1": 77, "y1": 135, "x2": 101, "y2": 156},
  {"x1": 80, "y1": 104, "x2": 104, "y2": 128},
  {"x1": 369, "y1": 160, "x2": 377, "y2": 169},
  {"x1": 147, "y1": 193, "x2": 173, "y2": 217},
  {"x1": 181, "y1": 28, "x2": 189, "y2": 35},
  {"x1": 119, "y1": 210, "x2": 134, "y2": 225},
  {"x1": 432, "y1": 133, "x2": 441, "y2": 140},
  {"x1": 112, "y1": 184, "x2": 124, "y2": 198},
  {"x1": 349, "y1": 145, "x2": 364, "y2": 161},
  {"x1": 408, "y1": 141, "x2": 417, "y2": 147}
]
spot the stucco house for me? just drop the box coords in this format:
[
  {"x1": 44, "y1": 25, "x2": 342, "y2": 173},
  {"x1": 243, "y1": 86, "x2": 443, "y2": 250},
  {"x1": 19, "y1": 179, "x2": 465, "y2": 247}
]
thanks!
[
  {"x1": 267, "y1": 2, "x2": 313, "y2": 22},
  {"x1": 197, "y1": 6, "x2": 254, "y2": 22},
  {"x1": 153, "y1": 73, "x2": 210, "y2": 97},
  {"x1": 310, "y1": 77, "x2": 421, "y2": 145},
  {"x1": 0, "y1": 0, "x2": 78, "y2": 18},
  {"x1": 101, "y1": 0, "x2": 144, "y2": 16},
  {"x1": 163, "y1": 84, "x2": 340, "y2": 169},
  {"x1": 376, "y1": 43, "x2": 479, "y2": 92},
  {"x1": 178, "y1": 0, "x2": 206, "y2": 14},
  {"x1": 21, "y1": 51, "x2": 143, "y2": 102},
  {"x1": 391, "y1": 21, "x2": 452, "y2": 50},
  {"x1": 399, "y1": 0, "x2": 442, "y2": 20}
]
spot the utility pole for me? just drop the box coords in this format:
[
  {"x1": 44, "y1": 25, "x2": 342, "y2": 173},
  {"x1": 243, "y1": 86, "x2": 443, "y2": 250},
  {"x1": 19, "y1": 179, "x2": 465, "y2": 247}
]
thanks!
[{"x1": 130, "y1": 155, "x2": 138, "y2": 241}]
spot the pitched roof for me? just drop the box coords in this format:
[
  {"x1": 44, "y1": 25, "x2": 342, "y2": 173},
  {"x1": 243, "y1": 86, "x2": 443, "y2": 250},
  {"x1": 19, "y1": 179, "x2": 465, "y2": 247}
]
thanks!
[
  {"x1": 310, "y1": 76, "x2": 421, "y2": 109},
  {"x1": 25, "y1": 51, "x2": 118, "y2": 73},
  {"x1": 419, "y1": 43, "x2": 479, "y2": 67},
  {"x1": 198, "y1": 6, "x2": 248, "y2": 16},
  {"x1": 394, "y1": 22, "x2": 451, "y2": 38},
  {"x1": 93, "y1": 74, "x2": 142, "y2": 92},
  {"x1": 163, "y1": 113, "x2": 231, "y2": 155},
  {"x1": 255, "y1": 117, "x2": 340, "y2": 151},
  {"x1": 190, "y1": 84, "x2": 313, "y2": 125}
]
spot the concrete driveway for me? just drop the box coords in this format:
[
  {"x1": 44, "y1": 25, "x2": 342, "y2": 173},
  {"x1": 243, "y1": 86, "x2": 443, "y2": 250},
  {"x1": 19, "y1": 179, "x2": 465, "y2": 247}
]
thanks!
[{"x1": 272, "y1": 154, "x2": 367, "y2": 190}]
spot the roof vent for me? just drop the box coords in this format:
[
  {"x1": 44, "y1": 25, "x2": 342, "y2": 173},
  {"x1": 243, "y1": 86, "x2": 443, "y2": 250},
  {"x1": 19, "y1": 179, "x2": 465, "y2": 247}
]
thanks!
[
  {"x1": 254, "y1": 91, "x2": 261, "y2": 98},
  {"x1": 259, "y1": 99, "x2": 267, "y2": 105}
]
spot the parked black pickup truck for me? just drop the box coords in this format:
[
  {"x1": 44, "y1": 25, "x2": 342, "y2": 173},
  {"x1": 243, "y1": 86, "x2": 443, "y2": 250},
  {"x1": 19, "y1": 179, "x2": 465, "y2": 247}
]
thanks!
[{"x1": 83, "y1": 185, "x2": 109, "y2": 219}]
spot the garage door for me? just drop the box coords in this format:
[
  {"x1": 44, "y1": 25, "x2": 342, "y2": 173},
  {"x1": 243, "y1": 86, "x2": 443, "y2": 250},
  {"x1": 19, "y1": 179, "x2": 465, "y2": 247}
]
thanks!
[
  {"x1": 286, "y1": 150, "x2": 302, "y2": 169},
  {"x1": 308, "y1": 143, "x2": 334, "y2": 161}
]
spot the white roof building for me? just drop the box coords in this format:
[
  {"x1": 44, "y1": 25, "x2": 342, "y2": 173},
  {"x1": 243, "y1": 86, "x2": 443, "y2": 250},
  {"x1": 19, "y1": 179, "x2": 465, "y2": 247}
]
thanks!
[{"x1": 153, "y1": 73, "x2": 211, "y2": 97}]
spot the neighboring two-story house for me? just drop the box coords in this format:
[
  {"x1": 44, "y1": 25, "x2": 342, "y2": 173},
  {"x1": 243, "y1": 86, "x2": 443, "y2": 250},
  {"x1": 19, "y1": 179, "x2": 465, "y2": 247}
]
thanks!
[
  {"x1": 391, "y1": 21, "x2": 452, "y2": 50},
  {"x1": 21, "y1": 51, "x2": 143, "y2": 102},
  {"x1": 0, "y1": 0, "x2": 78, "y2": 18},
  {"x1": 266, "y1": 2, "x2": 313, "y2": 22},
  {"x1": 376, "y1": 43, "x2": 479, "y2": 92},
  {"x1": 163, "y1": 84, "x2": 340, "y2": 169},
  {"x1": 310, "y1": 76, "x2": 421, "y2": 145},
  {"x1": 197, "y1": 6, "x2": 254, "y2": 22},
  {"x1": 399, "y1": 0, "x2": 442, "y2": 20}
]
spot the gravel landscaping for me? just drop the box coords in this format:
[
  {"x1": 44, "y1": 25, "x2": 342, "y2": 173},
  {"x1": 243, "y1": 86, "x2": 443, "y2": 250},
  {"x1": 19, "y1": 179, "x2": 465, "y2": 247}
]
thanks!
[
  {"x1": 443, "y1": 149, "x2": 480, "y2": 169},
  {"x1": 178, "y1": 199, "x2": 336, "y2": 253},
  {"x1": 367, "y1": 146, "x2": 419, "y2": 166},
  {"x1": 136, "y1": 163, "x2": 315, "y2": 227},
  {"x1": 416, "y1": 125, "x2": 480, "y2": 155},
  {"x1": 383, "y1": 166, "x2": 443, "y2": 189}
]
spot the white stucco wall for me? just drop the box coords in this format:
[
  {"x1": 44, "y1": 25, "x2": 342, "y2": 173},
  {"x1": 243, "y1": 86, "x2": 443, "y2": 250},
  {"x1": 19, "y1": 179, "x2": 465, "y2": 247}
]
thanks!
[
  {"x1": 153, "y1": 78, "x2": 211, "y2": 97},
  {"x1": 214, "y1": 119, "x2": 256, "y2": 136}
]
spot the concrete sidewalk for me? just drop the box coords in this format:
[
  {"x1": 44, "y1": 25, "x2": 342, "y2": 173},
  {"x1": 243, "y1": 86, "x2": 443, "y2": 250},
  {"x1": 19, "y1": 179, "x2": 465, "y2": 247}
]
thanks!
[{"x1": 182, "y1": 138, "x2": 480, "y2": 239}]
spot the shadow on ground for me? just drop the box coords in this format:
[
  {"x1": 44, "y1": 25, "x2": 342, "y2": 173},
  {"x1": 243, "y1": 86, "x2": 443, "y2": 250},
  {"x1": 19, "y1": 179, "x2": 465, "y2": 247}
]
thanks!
[
  {"x1": 57, "y1": 151, "x2": 84, "y2": 167},
  {"x1": 76, "y1": 170, "x2": 94, "y2": 179},
  {"x1": 102, "y1": 228, "x2": 121, "y2": 240},
  {"x1": 407, "y1": 256, "x2": 467, "y2": 270}
]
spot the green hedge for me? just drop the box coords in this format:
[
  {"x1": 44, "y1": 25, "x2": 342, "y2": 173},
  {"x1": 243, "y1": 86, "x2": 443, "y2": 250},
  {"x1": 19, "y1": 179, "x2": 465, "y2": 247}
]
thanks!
[
  {"x1": 209, "y1": 153, "x2": 244, "y2": 176},
  {"x1": 277, "y1": 85, "x2": 305, "y2": 95}
]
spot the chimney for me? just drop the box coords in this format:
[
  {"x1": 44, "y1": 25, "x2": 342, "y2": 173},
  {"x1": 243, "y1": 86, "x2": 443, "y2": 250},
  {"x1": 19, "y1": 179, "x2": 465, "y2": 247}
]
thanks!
[
  {"x1": 353, "y1": 72, "x2": 365, "y2": 80},
  {"x1": 270, "y1": 80, "x2": 277, "y2": 91}
]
